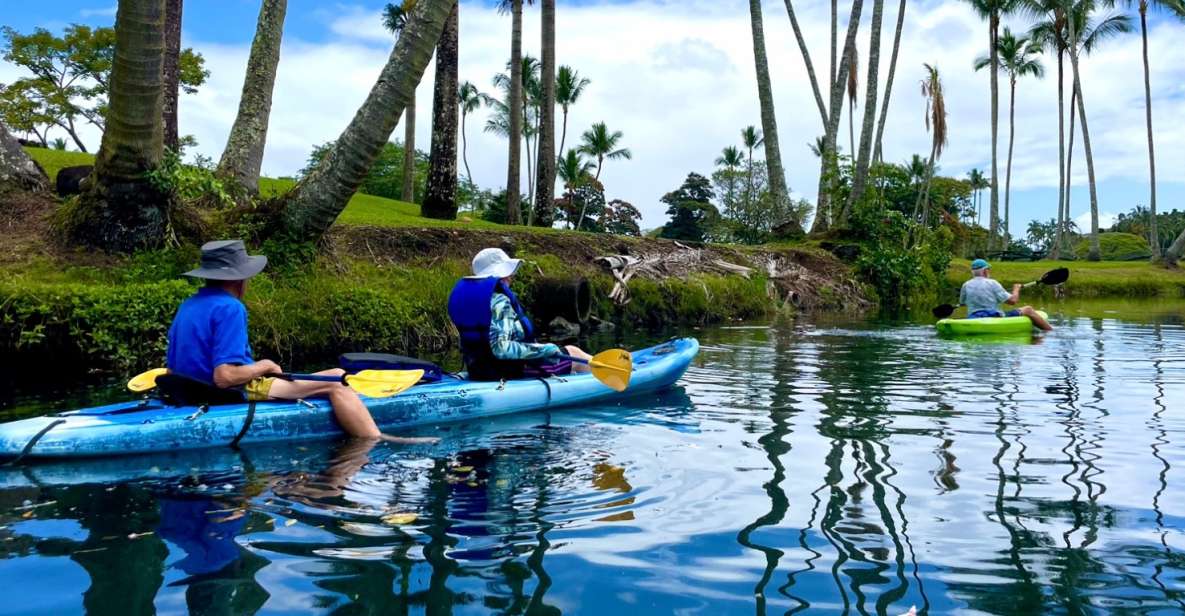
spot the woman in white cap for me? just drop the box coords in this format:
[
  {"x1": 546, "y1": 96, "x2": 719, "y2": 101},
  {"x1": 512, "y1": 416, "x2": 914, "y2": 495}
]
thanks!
[{"x1": 447, "y1": 248, "x2": 593, "y2": 381}]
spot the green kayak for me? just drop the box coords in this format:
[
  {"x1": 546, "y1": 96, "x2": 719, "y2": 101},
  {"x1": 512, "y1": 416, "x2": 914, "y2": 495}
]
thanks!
[{"x1": 935, "y1": 311, "x2": 1047, "y2": 336}]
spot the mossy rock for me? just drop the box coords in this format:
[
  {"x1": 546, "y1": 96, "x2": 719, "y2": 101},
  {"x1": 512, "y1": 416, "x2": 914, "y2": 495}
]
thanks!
[{"x1": 1074, "y1": 232, "x2": 1151, "y2": 261}]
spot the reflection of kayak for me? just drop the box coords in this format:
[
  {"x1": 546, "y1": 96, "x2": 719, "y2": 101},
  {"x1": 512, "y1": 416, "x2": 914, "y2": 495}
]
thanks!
[
  {"x1": 0, "y1": 338, "x2": 699, "y2": 460},
  {"x1": 936, "y1": 311, "x2": 1047, "y2": 336}
]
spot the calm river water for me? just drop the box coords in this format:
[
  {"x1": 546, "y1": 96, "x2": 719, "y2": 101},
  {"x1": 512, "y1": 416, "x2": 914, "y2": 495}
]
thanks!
[{"x1": 0, "y1": 299, "x2": 1183, "y2": 615}]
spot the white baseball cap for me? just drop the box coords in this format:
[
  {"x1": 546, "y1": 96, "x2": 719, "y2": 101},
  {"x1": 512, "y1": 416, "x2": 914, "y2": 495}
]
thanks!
[{"x1": 470, "y1": 247, "x2": 522, "y2": 278}]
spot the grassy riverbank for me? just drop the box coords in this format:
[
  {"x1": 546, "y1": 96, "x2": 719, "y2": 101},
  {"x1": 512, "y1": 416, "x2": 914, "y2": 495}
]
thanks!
[{"x1": 945, "y1": 259, "x2": 1185, "y2": 297}]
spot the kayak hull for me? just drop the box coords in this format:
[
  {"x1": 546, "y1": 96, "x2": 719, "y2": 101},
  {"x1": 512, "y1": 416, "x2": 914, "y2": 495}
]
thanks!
[
  {"x1": 0, "y1": 338, "x2": 699, "y2": 459},
  {"x1": 935, "y1": 311, "x2": 1047, "y2": 336}
]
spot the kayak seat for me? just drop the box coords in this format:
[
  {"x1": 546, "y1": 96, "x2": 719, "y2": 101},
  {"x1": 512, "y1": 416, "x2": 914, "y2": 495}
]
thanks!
[
  {"x1": 339, "y1": 353, "x2": 444, "y2": 383},
  {"x1": 155, "y1": 374, "x2": 247, "y2": 407}
]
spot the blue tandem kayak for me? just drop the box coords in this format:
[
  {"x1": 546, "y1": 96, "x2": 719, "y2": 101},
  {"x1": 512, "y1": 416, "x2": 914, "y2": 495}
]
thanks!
[{"x1": 0, "y1": 338, "x2": 700, "y2": 460}]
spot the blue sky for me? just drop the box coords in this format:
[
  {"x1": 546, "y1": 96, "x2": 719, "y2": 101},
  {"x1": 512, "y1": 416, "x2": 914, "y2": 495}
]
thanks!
[{"x1": 4, "y1": 0, "x2": 1185, "y2": 235}]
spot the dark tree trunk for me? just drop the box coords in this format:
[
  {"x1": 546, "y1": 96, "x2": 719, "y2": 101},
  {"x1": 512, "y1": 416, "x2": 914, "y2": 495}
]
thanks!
[
  {"x1": 1139, "y1": 5, "x2": 1159, "y2": 259},
  {"x1": 818, "y1": 0, "x2": 864, "y2": 231},
  {"x1": 402, "y1": 95, "x2": 416, "y2": 202},
  {"x1": 422, "y1": 4, "x2": 459, "y2": 220},
  {"x1": 1052, "y1": 49, "x2": 1065, "y2": 260},
  {"x1": 988, "y1": 14, "x2": 1000, "y2": 250},
  {"x1": 217, "y1": 0, "x2": 286, "y2": 194},
  {"x1": 749, "y1": 0, "x2": 797, "y2": 233},
  {"x1": 279, "y1": 0, "x2": 455, "y2": 241},
  {"x1": 844, "y1": 0, "x2": 884, "y2": 215},
  {"x1": 0, "y1": 121, "x2": 50, "y2": 193},
  {"x1": 532, "y1": 0, "x2": 557, "y2": 227},
  {"x1": 74, "y1": 0, "x2": 170, "y2": 252},
  {"x1": 505, "y1": 0, "x2": 524, "y2": 224},
  {"x1": 162, "y1": 0, "x2": 182, "y2": 151}
]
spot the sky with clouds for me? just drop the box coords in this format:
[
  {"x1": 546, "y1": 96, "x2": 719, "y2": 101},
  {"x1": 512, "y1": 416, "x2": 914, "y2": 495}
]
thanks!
[{"x1": 4, "y1": 0, "x2": 1185, "y2": 234}]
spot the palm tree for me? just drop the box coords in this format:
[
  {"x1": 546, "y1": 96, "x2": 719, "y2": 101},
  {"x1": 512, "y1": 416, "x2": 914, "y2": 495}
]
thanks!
[
  {"x1": 873, "y1": 0, "x2": 910, "y2": 164},
  {"x1": 965, "y1": 0, "x2": 1019, "y2": 250},
  {"x1": 747, "y1": 0, "x2": 794, "y2": 230},
  {"x1": 975, "y1": 28, "x2": 1043, "y2": 247},
  {"x1": 1125, "y1": 0, "x2": 1185, "y2": 259},
  {"x1": 577, "y1": 122, "x2": 631, "y2": 182},
  {"x1": 494, "y1": 55, "x2": 541, "y2": 219},
  {"x1": 1061, "y1": 0, "x2": 1131, "y2": 259},
  {"x1": 497, "y1": 0, "x2": 531, "y2": 225},
  {"x1": 1027, "y1": 0, "x2": 1071, "y2": 259},
  {"x1": 847, "y1": 46, "x2": 859, "y2": 161},
  {"x1": 555, "y1": 66, "x2": 590, "y2": 156},
  {"x1": 279, "y1": 0, "x2": 454, "y2": 242},
  {"x1": 556, "y1": 149, "x2": 595, "y2": 229},
  {"x1": 716, "y1": 145, "x2": 745, "y2": 215},
  {"x1": 967, "y1": 168, "x2": 987, "y2": 225},
  {"x1": 741, "y1": 125, "x2": 763, "y2": 213},
  {"x1": 422, "y1": 2, "x2": 459, "y2": 220},
  {"x1": 162, "y1": 0, "x2": 182, "y2": 151},
  {"x1": 915, "y1": 63, "x2": 947, "y2": 229},
  {"x1": 218, "y1": 0, "x2": 287, "y2": 194},
  {"x1": 457, "y1": 81, "x2": 484, "y2": 184},
  {"x1": 383, "y1": 1, "x2": 418, "y2": 204},
  {"x1": 74, "y1": 0, "x2": 168, "y2": 250},
  {"x1": 533, "y1": 0, "x2": 557, "y2": 228}
]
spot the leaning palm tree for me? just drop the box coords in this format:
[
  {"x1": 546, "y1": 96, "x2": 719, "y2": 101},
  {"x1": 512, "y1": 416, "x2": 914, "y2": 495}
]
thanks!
[
  {"x1": 1064, "y1": 0, "x2": 1131, "y2": 260},
  {"x1": 577, "y1": 122, "x2": 631, "y2": 182},
  {"x1": 975, "y1": 28, "x2": 1043, "y2": 248},
  {"x1": 555, "y1": 66, "x2": 590, "y2": 156},
  {"x1": 1124, "y1": 0, "x2": 1185, "y2": 259},
  {"x1": 741, "y1": 125, "x2": 763, "y2": 214},
  {"x1": 218, "y1": 0, "x2": 287, "y2": 194},
  {"x1": 915, "y1": 63, "x2": 948, "y2": 229},
  {"x1": 383, "y1": 1, "x2": 418, "y2": 204},
  {"x1": 716, "y1": 145, "x2": 745, "y2": 215},
  {"x1": 747, "y1": 0, "x2": 794, "y2": 229},
  {"x1": 965, "y1": 0, "x2": 1020, "y2": 250},
  {"x1": 457, "y1": 81, "x2": 485, "y2": 184}
]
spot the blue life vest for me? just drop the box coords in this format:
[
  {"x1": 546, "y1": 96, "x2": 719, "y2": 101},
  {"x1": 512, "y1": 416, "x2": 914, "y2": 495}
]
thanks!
[{"x1": 448, "y1": 277, "x2": 535, "y2": 380}]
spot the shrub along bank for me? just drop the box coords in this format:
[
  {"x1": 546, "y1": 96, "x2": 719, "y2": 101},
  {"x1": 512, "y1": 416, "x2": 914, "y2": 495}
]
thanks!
[{"x1": 945, "y1": 259, "x2": 1185, "y2": 297}]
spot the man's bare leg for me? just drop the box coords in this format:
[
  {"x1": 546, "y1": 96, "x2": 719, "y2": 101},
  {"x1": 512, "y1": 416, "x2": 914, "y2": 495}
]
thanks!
[{"x1": 1021, "y1": 306, "x2": 1053, "y2": 332}]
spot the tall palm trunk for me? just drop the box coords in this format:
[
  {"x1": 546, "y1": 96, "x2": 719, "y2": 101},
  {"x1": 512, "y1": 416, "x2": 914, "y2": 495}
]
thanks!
[
  {"x1": 559, "y1": 105, "x2": 569, "y2": 157},
  {"x1": 1165, "y1": 227, "x2": 1185, "y2": 266},
  {"x1": 461, "y1": 109, "x2": 472, "y2": 184},
  {"x1": 988, "y1": 13, "x2": 1000, "y2": 251},
  {"x1": 280, "y1": 0, "x2": 455, "y2": 241},
  {"x1": 1053, "y1": 49, "x2": 1066, "y2": 259},
  {"x1": 748, "y1": 0, "x2": 796, "y2": 232},
  {"x1": 813, "y1": 0, "x2": 864, "y2": 233},
  {"x1": 217, "y1": 0, "x2": 287, "y2": 195},
  {"x1": 844, "y1": 0, "x2": 884, "y2": 215},
  {"x1": 746, "y1": 148, "x2": 754, "y2": 212},
  {"x1": 782, "y1": 0, "x2": 835, "y2": 233},
  {"x1": 505, "y1": 0, "x2": 524, "y2": 224},
  {"x1": 1004, "y1": 73, "x2": 1016, "y2": 248},
  {"x1": 1065, "y1": 85, "x2": 1077, "y2": 256},
  {"x1": 1068, "y1": 42, "x2": 1100, "y2": 261},
  {"x1": 916, "y1": 144, "x2": 937, "y2": 227},
  {"x1": 402, "y1": 95, "x2": 416, "y2": 202},
  {"x1": 533, "y1": 0, "x2": 556, "y2": 227},
  {"x1": 422, "y1": 3, "x2": 459, "y2": 220},
  {"x1": 1139, "y1": 2, "x2": 1160, "y2": 258},
  {"x1": 161, "y1": 0, "x2": 182, "y2": 151},
  {"x1": 75, "y1": 0, "x2": 168, "y2": 251},
  {"x1": 872, "y1": 0, "x2": 906, "y2": 163}
]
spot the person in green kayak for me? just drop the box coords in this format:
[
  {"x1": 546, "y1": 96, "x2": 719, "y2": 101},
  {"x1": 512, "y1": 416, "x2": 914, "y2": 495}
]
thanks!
[
  {"x1": 447, "y1": 247, "x2": 593, "y2": 381},
  {"x1": 167, "y1": 240, "x2": 433, "y2": 442},
  {"x1": 960, "y1": 258, "x2": 1053, "y2": 331}
]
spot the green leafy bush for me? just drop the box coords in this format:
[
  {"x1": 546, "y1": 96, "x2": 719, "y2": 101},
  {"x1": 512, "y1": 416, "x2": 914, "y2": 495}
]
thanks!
[{"x1": 1074, "y1": 232, "x2": 1152, "y2": 261}]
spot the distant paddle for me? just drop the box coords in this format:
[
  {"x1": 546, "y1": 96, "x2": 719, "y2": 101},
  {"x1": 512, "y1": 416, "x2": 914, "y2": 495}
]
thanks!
[
  {"x1": 931, "y1": 267, "x2": 1070, "y2": 319},
  {"x1": 127, "y1": 368, "x2": 424, "y2": 399},
  {"x1": 560, "y1": 349, "x2": 633, "y2": 392}
]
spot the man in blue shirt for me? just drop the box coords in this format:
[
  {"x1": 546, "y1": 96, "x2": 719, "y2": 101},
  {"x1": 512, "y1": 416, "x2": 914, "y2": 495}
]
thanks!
[
  {"x1": 167, "y1": 240, "x2": 427, "y2": 441},
  {"x1": 959, "y1": 259, "x2": 1052, "y2": 330}
]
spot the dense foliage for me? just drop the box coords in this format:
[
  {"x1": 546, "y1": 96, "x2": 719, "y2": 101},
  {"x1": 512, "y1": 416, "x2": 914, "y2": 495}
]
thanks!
[
  {"x1": 659, "y1": 173, "x2": 719, "y2": 243},
  {"x1": 1109, "y1": 207, "x2": 1185, "y2": 256},
  {"x1": 1073, "y1": 232, "x2": 1152, "y2": 261}
]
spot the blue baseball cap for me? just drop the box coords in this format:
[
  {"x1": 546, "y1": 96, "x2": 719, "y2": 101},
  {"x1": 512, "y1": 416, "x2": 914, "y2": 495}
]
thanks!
[{"x1": 971, "y1": 258, "x2": 990, "y2": 271}]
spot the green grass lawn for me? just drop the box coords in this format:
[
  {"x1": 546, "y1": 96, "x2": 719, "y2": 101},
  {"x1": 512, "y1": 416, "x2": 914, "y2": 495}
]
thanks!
[
  {"x1": 25, "y1": 146, "x2": 544, "y2": 233},
  {"x1": 947, "y1": 258, "x2": 1185, "y2": 297}
]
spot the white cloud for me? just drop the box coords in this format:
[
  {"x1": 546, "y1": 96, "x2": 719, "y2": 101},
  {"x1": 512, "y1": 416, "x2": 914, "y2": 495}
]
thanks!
[
  {"x1": 79, "y1": 6, "x2": 117, "y2": 18},
  {"x1": 7, "y1": 0, "x2": 1185, "y2": 229},
  {"x1": 1074, "y1": 210, "x2": 1118, "y2": 231}
]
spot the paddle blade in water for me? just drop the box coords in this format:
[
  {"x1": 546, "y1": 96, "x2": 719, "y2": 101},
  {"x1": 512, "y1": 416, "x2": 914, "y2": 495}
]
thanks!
[
  {"x1": 932, "y1": 304, "x2": 956, "y2": 319},
  {"x1": 589, "y1": 349, "x2": 632, "y2": 392},
  {"x1": 344, "y1": 369, "x2": 423, "y2": 398},
  {"x1": 1040, "y1": 267, "x2": 1070, "y2": 286},
  {"x1": 128, "y1": 368, "x2": 169, "y2": 393}
]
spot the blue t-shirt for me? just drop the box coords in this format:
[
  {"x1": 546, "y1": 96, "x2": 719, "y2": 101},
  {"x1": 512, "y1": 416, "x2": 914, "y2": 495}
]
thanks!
[{"x1": 166, "y1": 287, "x2": 252, "y2": 384}]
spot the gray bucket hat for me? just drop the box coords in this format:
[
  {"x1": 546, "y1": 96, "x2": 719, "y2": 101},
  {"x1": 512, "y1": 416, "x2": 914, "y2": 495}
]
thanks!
[{"x1": 183, "y1": 240, "x2": 268, "y2": 280}]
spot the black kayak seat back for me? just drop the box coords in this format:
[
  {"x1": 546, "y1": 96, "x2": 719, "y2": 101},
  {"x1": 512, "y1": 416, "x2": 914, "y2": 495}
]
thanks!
[
  {"x1": 155, "y1": 373, "x2": 247, "y2": 407},
  {"x1": 339, "y1": 353, "x2": 444, "y2": 383}
]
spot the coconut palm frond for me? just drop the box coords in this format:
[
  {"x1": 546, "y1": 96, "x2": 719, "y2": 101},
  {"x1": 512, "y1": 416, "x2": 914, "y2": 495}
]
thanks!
[{"x1": 1082, "y1": 12, "x2": 1133, "y2": 53}]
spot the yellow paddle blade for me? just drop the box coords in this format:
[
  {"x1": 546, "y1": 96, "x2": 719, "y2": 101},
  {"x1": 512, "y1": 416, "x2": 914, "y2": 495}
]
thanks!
[
  {"x1": 343, "y1": 369, "x2": 424, "y2": 398},
  {"x1": 588, "y1": 349, "x2": 632, "y2": 392},
  {"x1": 128, "y1": 368, "x2": 169, "y2": 393}
]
